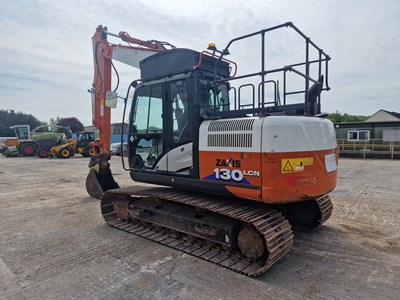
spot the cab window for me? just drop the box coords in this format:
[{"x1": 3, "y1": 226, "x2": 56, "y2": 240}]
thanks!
[
  {"x1": 169, "y1": 80, "x2": 188, "y2": 143},
  {"x1": 131, "y1": 85, "x2": 164, "y2": 169},
  {"x1": 133, "y1": 85, "x2": 163, "y2": 133},
  {"x1": 198, "y1": 79, "x2": 229, "y2": 112}
]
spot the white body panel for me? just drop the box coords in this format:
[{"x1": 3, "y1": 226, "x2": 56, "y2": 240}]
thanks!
[
  {"x1": 156, "y1": 142, "x2": 193, "y2": 172},
  {"x1": 112, "y1": 46, "x2": 157, "y2": 69},
  {"x1": 199, "y1": 116, "x2": 336, "y2": 153},
  {"x1": 261, "y1": 116, "x2": 337, "y2": 152}
]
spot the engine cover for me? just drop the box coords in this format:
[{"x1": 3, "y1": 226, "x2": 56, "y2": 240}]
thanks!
[{"x1": 198, "y1": 116, "x2": 338, "y2": 204}]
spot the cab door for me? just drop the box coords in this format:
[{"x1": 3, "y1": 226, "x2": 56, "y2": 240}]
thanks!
[
  {"x1": 129, "y1": 84, "x2": 165, "y2": 169},
  {"x1": 160, "y1": 79, "x2": 193, "y2": 173}
]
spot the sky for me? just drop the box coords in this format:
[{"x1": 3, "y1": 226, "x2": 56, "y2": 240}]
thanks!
[{"x1": 0, "y1": 0, "x2": 399, "y2": 126}]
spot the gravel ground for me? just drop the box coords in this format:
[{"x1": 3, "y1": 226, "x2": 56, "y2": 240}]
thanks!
[{"x1": 0, "y1": 156, "x2": 399, "y2": 300}]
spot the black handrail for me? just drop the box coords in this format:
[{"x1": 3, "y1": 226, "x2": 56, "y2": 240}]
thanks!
[{"x1": 210, "y1": 22, "x2": 330, "y2": 116}]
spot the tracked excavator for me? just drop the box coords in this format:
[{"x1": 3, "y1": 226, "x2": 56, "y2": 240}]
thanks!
[{"x1": 86, "y1": 23, "x2": 337, "y2": 276}]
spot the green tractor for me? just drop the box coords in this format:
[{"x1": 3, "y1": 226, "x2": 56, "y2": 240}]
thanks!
[{"x1": 3, "y1": 125, "x2": 68, "y2": 157}]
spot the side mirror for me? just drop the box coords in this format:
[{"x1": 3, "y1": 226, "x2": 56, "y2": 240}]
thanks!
[{"x1": 105, "y1": 91, "x2": 118, "y2": 108}]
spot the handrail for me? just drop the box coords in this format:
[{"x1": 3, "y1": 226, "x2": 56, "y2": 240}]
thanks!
[
  {"x1": 336, "y1": 138, "x2": 400, "y2": 159},
  {"x1": 194, "y1": 51, "x2": 238, "y2": 77},
  {"x1": 208, "y1": 22, "x2": 330, "y2": 116}
]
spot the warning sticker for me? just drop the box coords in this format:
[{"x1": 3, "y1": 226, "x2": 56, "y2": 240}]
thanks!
[{"x1": 281, "y1": 158, "x2": 313, "y2": 173}]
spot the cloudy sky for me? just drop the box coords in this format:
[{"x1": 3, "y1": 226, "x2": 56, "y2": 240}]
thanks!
[{"x1": 0, "y1": 0, "x2": 399, "y2": 125}]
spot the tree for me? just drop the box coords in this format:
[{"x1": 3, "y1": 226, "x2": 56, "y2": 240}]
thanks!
[
  {"x1": 0, "y1": 109, "x2": 44, "y2": 137},
  {"x1": 56, "y1": 117, "x2": 84, "y2": 133},
  {"x1": 327, "y1": 111, "x2": 369, "y2": 123}
]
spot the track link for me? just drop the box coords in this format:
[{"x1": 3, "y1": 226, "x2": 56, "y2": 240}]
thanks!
[
  {"x1": 101, "y1": 186, "x2": 293, "y2": 276},
  {"x1": 316, "y1": 194, "x2": 334, "y2": 225},
  {"x1": 273, "y1": 194, "x2": 334, "y2": 232}
]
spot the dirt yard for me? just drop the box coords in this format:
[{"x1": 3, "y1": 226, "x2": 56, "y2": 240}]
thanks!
[{"x1": 0, "y1": 156, "x2": 399, "y2": 300}]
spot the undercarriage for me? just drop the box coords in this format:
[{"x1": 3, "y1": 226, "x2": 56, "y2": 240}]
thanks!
[{"x1": 101, "y1": 186, "x2": 333, "y2": 276}]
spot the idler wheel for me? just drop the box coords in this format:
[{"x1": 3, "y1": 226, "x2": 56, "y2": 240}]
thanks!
[{"x1": 237, "y1": 224, "x2": 265, "y2": 259}]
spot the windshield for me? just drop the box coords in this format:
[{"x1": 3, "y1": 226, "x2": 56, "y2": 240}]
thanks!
[{"x1": 14, "y1": 126, "x2": 30, "y2": 140}]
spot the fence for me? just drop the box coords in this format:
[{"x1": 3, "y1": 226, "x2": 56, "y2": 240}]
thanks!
[{"x1": 336, "y1": 138, "x2": 400, "y2": 159}]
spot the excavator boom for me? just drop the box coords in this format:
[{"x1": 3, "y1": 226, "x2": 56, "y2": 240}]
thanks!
[
  {"x1": 90, "y1": 25, "x2": 165, "y2": 152},
  {"x1": 86, "y1": 25, "x2": 171, "y2": 198}
]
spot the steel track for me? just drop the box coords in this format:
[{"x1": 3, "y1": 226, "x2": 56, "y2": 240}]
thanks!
[
  {"x1": 101, "y1": 186, "x2": 294, "y2": 276},
  {"x1": 316, "y1": 194, "x2": 334, "y2": 225}
]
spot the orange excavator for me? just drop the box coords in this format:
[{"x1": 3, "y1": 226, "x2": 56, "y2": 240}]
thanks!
[{"x1": 86, "y1": 22, "x2": 337, "y2": 276}]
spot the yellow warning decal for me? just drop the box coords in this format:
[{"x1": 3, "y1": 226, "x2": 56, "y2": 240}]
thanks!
[{"x1": 281, "y1": 158, "x2": 313, "y2": 173}]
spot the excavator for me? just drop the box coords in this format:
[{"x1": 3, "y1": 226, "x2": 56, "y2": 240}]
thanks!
[{"x1": 86, "y1": 22, "x2": 337, "y2": 276}]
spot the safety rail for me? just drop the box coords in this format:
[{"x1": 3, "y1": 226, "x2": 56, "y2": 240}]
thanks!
[
  {"x1": 194, "y1": 51, "x2": 238, "y2": 77},
  {"x1": 337, "y1": 138, "x2": 400, "y2": 159},
  {"x1": 212, "y1": 22, "x2": 330, "y2": 117}
]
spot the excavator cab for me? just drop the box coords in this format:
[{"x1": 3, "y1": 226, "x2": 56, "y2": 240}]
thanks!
[{"x1": 127, "y1": 49, "x2": 231, "y2": 182}]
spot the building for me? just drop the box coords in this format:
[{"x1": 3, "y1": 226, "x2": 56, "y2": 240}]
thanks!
[
  {"x1": 335, "y1": 110, "x2": 400, "y2": 159},
  {"x1": 364, "y1": 109, "x2": 400, "y2": 122},
  {"x1": 84, "y1": 123, "x2": 129, "y2": 143}
]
